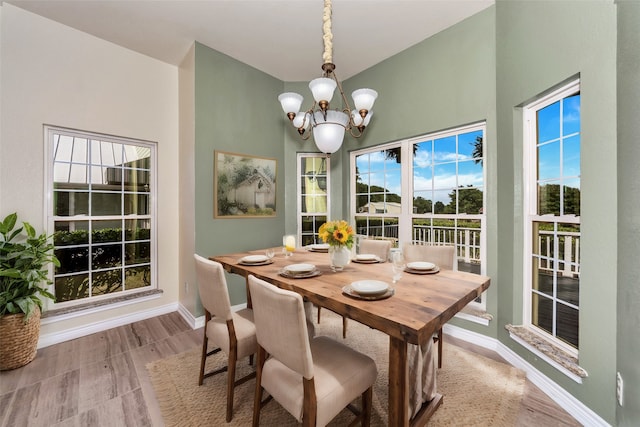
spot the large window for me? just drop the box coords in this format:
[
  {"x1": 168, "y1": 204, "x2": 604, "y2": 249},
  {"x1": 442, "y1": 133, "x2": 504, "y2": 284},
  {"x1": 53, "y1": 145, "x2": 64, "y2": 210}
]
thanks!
[
  {"x1": 297, "y1": 154, "x2": 329, "y2": 246},
  {"x1": 524, "y1": 80, "x2": 581, "y2": 352},
  {"x1": 411, "y1": 125, "x2": 485, "y2": 277},
  {"x1": 351, "y1": 123, "x2": 486, "y2": 306},
  {"x1": 46, "y1": 127, "x2": 156, "y2": 306}
]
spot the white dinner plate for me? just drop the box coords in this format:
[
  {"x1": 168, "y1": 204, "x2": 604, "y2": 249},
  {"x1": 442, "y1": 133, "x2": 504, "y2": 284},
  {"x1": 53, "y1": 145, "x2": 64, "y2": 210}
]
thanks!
[
  {"x1": 350, "y1": 280, "x2": 389, "y2": 296},
  {"x1": 406, "y1": 261, "x2": 436, "y2": 271},
  {"x1": 284, "y1": 263, "x2": 316, "y2": 274},
  {"x1": 241, "y1": 255, "x2": 269, "y2": 263},
  {"x1": 355, "y1": 253, "x2": 378, "y2": 261},
  {"x1": 308, "y1": 243, "x2": 330, "y2": 251}
]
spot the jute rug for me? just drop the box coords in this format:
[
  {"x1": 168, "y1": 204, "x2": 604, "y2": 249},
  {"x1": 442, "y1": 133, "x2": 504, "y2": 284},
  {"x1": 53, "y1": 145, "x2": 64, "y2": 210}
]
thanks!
[{"x1": 147, "y1": 311, "x2": 525, "y2": 426}]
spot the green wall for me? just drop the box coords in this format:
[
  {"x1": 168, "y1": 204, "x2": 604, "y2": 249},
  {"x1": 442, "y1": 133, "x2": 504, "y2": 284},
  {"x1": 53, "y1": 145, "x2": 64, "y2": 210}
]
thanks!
[
  {"x1": 496, "y1": 0, "x2": 617, "y2": 422},
  {"x1": 194, "y1": 43, "x2": 285, "y2": 305},
  {"x1": 617, "y1": 1, "x2": 640, "y2": 425},
  {"x1": 340, "y1": 6, "x2": 499, "y2": 336}
]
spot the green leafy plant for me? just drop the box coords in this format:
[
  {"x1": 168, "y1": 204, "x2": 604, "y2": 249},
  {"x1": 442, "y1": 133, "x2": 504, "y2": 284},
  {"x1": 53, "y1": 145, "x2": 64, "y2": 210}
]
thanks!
[{"x1": 0, "y1": 213, "x2": 59, "y2": 320}]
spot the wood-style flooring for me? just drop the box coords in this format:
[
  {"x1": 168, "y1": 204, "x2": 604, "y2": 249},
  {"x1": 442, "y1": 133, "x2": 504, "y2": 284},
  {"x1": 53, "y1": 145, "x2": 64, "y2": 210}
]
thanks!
[{"x1": 0, "y1": 311, "x2": 581, "y2": 426}]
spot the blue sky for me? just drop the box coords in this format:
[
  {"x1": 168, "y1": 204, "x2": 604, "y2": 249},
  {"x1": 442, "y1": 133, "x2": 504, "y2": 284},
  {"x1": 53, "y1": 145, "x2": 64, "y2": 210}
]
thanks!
[
  {"x1": 537, "y1": 94, "x2": 581, "y2": 187},
  {"x1": 356, "y1": 129, "x2": 484, "y2": 205}
]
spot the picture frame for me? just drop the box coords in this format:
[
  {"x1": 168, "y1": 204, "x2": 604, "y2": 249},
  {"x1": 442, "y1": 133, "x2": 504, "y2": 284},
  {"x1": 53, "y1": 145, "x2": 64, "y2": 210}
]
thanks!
[{"x1": 214, "y1": 150, "x2": 277, "y2": 218}]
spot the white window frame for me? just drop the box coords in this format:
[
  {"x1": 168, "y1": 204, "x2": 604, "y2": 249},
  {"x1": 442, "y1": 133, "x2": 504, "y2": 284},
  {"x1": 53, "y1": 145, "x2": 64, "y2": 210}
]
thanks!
[
  {"x1": 350, "y1": 122, "x2": 487, "y2": 309},
  {"x1": 523, "y1": 79, "x2": 581, "y2": 355},
  {"x1": 297, "y1": 153, "x2": 330, "y2": 246},
  {"x1": 45, "y1": 126, "x2": 158, "y2": 309},
  {"x1": 350, "y1": 140, "x2": 406, "y2": 245}
]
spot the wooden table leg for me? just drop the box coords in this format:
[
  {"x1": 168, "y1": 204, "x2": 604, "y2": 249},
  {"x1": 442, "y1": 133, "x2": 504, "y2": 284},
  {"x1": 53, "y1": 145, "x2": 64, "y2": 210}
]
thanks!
[{"x1": 388, "y1": 336, "x2": 409, "y2": 426}]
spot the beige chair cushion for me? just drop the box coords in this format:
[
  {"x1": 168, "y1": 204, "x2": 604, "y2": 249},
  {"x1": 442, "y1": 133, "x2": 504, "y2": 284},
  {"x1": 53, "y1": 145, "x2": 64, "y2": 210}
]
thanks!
[
  {"x1": 262, "y1": 336, "x2": 377, "y2": 426},
  {"x1": 206, "y1": 308, "x2": 257, "y2": 359},
  {"x1": 359, "y1": 238, "x2": 392, "y2": 261}
]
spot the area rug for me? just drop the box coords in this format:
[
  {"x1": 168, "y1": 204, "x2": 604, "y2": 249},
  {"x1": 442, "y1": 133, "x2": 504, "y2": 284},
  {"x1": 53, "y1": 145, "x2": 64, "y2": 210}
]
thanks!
[{"x1": 147, "y1": 311, "x2": 525, "y2": 426}]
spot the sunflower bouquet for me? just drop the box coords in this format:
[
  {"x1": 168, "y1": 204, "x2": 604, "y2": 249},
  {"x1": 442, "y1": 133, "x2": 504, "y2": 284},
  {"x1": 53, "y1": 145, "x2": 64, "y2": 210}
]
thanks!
[{"x1": 318, "y1": 220, "x2": 354, "y2": 249}]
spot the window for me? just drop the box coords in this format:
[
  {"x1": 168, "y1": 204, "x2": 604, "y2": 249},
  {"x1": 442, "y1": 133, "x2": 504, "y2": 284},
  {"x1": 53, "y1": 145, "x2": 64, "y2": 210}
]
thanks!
[
  {"x1": 297, "y1": 154, "x2": 329, "y2": 246},
  {"x1": 352, "y1": 143, "x2": 403, "y2": 243},
  {"x1": 524, "y1": 80, "x2": 581, "y2": 352},
  {"x1": 46, "y1": 127, "x2": 156, "y2": 306},
  {"x1": 411, "y1": 124, "x2": 485, "y2": 279},
  {"x1": 351, "y1": 123, "x2": 486, "y2": 307}
]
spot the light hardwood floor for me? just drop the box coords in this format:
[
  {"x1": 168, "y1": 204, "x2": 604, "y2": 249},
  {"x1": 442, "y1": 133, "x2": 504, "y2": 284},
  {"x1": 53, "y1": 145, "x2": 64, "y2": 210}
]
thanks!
[{"x1": 0, "y1": 311, "x2": 580, "y2": 426}]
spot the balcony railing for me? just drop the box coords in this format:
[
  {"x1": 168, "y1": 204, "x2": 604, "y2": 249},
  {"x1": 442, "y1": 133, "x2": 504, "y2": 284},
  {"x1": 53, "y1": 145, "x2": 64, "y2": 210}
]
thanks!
[{"x1": 537, "y1": 230, "x2": 581, "y2": 277}]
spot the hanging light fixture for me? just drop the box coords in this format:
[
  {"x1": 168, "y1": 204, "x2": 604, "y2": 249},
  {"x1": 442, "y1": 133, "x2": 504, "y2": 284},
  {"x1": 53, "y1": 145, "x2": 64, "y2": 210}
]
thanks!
[{"x1": 278, "y1": 0, "x2": 378, "y2": 155}]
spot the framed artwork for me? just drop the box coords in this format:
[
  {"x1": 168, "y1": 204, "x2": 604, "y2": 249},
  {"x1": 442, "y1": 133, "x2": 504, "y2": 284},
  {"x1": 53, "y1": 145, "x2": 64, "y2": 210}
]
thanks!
[{"x1": 214, "y1": 151, "x2": 277, "y2": 218}]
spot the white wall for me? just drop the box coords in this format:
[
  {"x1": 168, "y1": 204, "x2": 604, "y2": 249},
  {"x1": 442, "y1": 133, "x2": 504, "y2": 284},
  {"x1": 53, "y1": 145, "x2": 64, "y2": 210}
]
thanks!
[
  {"x1": 178, "y1": 44, "x2": 197, "y2": 318},
  {"x1": 0, "y1": 4, "x2": 180, "y2": 338}
]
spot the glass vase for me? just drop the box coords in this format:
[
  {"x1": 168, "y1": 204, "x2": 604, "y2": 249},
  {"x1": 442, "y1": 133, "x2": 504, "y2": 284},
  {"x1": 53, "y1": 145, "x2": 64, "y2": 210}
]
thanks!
[{"x1": 329, "y1": 245, "x2": 351, "y2": 272}]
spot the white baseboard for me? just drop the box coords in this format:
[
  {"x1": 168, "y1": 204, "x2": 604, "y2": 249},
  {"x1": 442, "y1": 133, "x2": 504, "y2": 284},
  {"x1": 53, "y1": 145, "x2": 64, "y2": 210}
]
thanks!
[
  {"x1": 444, "y1": 323, "x2": 609, "y2": 427},
  {"x1": 177, "y1": 302, "x2": 247, "y2": 330},
  {"x1": 37, "y1": 302, "x2": 179, "y2": 349},
  {"x1": 177, "y1": 303, "x2": 202, "y2": 329}
]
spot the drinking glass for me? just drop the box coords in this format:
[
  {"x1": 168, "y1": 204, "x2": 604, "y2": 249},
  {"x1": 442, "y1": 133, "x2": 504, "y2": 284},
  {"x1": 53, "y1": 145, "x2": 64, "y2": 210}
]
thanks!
[
  {"x1": 283, "y1": 235, "x2": 295, "y2": 257},
  {"x1": 265, "y1": 248, "x2": 275, "y2": 260},
  {"x1": 391, "y1": 251, "x2": 405, "y2": 284}
]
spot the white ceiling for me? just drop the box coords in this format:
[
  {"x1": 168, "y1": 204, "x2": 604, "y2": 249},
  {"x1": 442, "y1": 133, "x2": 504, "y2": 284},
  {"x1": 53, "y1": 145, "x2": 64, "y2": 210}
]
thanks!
[{"x1": 6, "y1": 0, "x2": 494, "y2": 81}]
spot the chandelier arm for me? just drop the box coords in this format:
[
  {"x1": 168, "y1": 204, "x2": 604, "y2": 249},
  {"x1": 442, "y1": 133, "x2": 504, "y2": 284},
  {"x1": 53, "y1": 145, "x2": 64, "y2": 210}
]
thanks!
[
  {"x1": 331, "y1": 70, "x2": 361, "y2": 132},
  {"x1": 322, "y1": 0, "x2": 333, "y2": 64},
  {"x1": 347, "y1": 126, "x2": 364, "y2": 138}
]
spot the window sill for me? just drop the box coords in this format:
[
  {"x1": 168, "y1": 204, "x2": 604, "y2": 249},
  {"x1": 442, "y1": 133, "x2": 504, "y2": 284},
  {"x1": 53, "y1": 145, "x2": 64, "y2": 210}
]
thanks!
[
  {"x1": 41, "y1": 289, "x2": 163, "y2": 324},
  {"x1": 455, "y1": 306, "x2": 493, "y2": 326},
  {"x1": 506, "y1": 324, "x2": 587, "y2": 383}
]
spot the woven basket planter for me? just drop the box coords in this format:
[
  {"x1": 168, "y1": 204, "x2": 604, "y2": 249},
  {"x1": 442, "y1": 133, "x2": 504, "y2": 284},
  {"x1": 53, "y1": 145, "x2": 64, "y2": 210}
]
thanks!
[{"x1": 0, "y1": 307, "x2": 41, "y2": 371}]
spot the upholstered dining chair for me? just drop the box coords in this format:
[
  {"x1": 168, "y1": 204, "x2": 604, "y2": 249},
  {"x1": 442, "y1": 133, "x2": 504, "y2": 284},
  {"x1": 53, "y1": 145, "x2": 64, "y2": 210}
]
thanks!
[
  {"x1": 248, "y1": 275, "x2": 377, "y2": 427},
  {"x1": 359, "y1": 238, "x2": 392, "y2": 261},
  {"x1": 402, "y1": 243, "x2": 457, "y2": 368},
  {"x1": 316, "y1": 238, "x2": 392, "y2": 338},
  {"x1": 194, "y1": 254, "x2": 257, "y2": 422}
]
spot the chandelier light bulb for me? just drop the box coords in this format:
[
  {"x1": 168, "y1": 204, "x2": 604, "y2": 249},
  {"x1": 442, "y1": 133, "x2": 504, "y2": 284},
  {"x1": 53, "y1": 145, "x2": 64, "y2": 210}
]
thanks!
[
  {"x1": 309, "y1": 77, "x2": 337, "y2": 105},
  {"x1": 312, "y1": 110, "x2": 349, "y2": 154},
  {"x1": 278, "y1": 92, "x2": 303, "y2": 114},
  {"x1": 293, "y1": 112, "x2": 311, "y2": 130},
  {"x1": 352, "y1": 88, "x2": 378, "y2": 112}
]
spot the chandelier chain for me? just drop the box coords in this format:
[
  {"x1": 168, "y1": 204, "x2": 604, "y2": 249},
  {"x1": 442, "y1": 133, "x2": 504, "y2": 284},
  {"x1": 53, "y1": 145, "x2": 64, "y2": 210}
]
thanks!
[{"x1": 322, "y1": 0, "x2": 333, "y2": 64}]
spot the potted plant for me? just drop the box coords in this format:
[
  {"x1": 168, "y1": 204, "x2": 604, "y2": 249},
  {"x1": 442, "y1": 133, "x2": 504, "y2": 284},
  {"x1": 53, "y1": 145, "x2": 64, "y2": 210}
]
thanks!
[{"x1": 0, "y1": 212, "x2": 59, "y2": 370}]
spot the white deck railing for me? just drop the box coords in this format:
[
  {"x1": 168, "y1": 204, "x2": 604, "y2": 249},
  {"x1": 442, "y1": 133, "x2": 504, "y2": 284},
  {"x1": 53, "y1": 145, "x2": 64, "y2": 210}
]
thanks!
[{"x1": 358, "y1": 223, "x2": 580, "y2": 278}]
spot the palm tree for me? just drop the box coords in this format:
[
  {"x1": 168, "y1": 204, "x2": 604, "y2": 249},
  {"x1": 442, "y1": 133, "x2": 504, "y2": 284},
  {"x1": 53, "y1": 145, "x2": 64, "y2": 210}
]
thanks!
[
  {"x1": 472, "y1": 136, "x2": 483, "y2": 165},
  {"x1": 383, "y1": 144, "x2": 418, "y2": 163}
]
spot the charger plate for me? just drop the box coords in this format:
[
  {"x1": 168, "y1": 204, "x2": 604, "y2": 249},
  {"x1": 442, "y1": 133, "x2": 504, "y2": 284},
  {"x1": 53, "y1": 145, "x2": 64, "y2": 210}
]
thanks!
[
  {"x1": 278, "y1": 269, "x2": 322, "y2": 279},
  {"x1": 238, "y1": 259, "x2": 274, "y2": 266},
  {"x1": 405, "y1": 266, "x2": 440, "y2": 275},
  {"x1": 342, "y1": 285, "x2": 394, "y2": 300}
]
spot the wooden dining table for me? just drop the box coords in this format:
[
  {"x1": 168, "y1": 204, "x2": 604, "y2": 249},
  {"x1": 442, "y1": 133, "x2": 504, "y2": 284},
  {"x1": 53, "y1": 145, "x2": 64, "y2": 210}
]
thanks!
[{"x1": 211, "y1": 247, "x2": 490, "y2": 427}]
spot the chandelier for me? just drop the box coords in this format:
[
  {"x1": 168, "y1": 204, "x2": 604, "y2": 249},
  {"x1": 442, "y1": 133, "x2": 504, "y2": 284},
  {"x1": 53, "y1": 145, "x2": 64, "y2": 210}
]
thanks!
[{"x1": 277, "y1": 0, "x2": 378, "y2": 155}]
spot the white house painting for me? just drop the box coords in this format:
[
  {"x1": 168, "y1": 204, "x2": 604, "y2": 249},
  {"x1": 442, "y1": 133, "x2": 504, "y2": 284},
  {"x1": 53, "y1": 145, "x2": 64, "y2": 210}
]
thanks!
[{"x1": 214, "y1": 151, "x2": 277, "y2": 217}]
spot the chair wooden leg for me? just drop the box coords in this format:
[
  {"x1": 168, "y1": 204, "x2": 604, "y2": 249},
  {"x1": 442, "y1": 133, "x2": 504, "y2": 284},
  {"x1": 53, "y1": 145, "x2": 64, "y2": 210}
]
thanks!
[
  {"x1": 198, "y1": 312, "x2": 211, "y2": 385},
  {"x1": 253, "y1": 347, "x2": 267, "y2": 427},
  {"x1": 199, "y1": 331, "x2": 208, "y2": 385},
  {"x1": 342, "y1": 316, "x2": 348, "y2": 339},
  {"x1": 302, "y1": 377, "x2": 317, "y2": 427},
  {"x1": 437, "y1": 328, "x2": 443, "y2": 369},
  {"x1": 317, "y1": 306, "x2": 321, "y2": 324},
  {"x1": 362, "y1": 386, "x2": 373, "y2": 427},
  {"x1": 226, "y1": 347, "x2": 238, "y2": 422}
]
